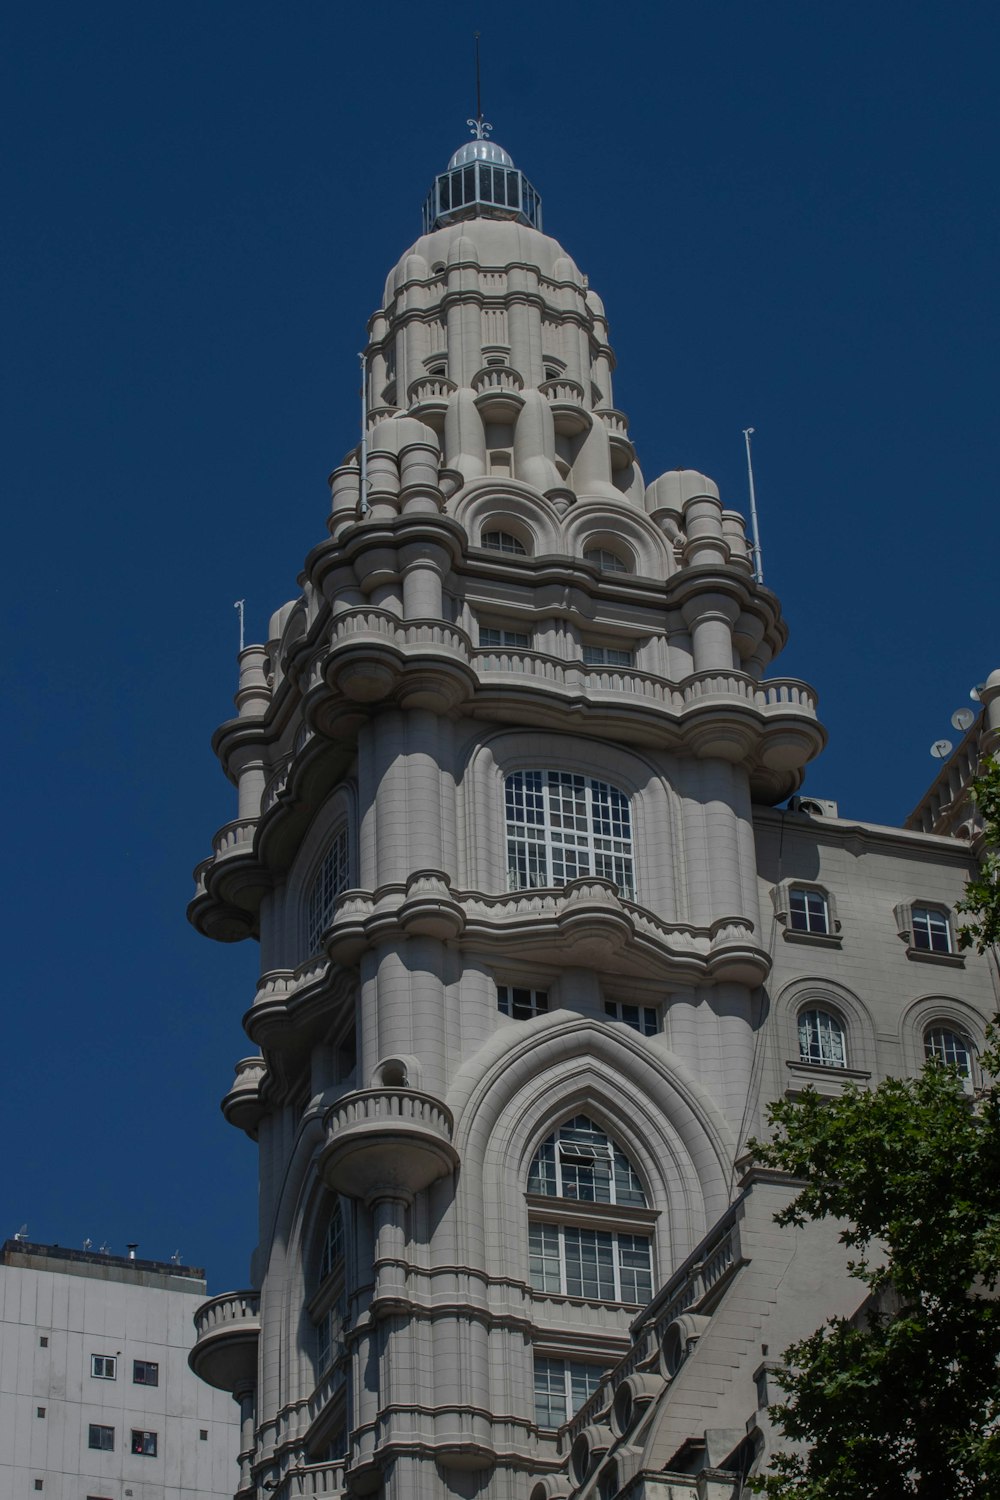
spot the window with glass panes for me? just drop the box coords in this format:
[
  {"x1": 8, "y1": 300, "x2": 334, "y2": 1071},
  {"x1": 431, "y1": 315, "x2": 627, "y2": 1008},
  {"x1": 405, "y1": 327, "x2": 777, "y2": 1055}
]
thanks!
[
  {"x1": 582, "y1": 645, "x2": 635, "y2": 667},
  {"x1": 527, "y1": 1117, "x2": 653, "y2": 1305},
  {"x1": 584, "y1": 547, "x2": 629, "y2": 574},
  {"x1": 306, "y1": 829, "x2": 350, "y2": 954},
  {"x1": 789, "y1": 887, "x2": 829, "y2": 935},
  {"x1": 319, "y1": 1202, "x2": 345, "y2": 1282},
  {"x1": 479, "y1": 626, "x2": 531, "y2": 648},
  {"x1": 924, "y1": 1027, "x2": 971, "y2": 1077},
  {"x1": 604, "y1": 1001, "x2": 658, "y2": 1035},
  {"x1": 505, "y1": 771, "x2": 634, "y2": 897},
  {"x1": 482, "y1": 529, "x2": 526, "y2": 555},
  {"x1": 533, "y1": 1356, "x2": 605, "y2": 1427},
  {"x1": 497, "y1": 985, "x2": 549, "y2": 1019},
  {"x1": 912, "y1": 906, "x2": 952, "y2": 953},
  {"x1": 798, "y1": 1008, "x2": 846, "y2": 1068}
]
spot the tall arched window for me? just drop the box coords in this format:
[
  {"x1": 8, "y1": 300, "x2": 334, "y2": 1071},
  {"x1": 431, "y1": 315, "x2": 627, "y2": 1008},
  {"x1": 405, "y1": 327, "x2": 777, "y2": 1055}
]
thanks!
[
  {"x1": 306, "y1": 828, "x2": 350, "y2": 954},
  {"x1": 526, "y1": 1117, "x2": 653, "y2": 1305},
  {"x1": 798, "y1": 1008, "x2": 846, "y2": 1068},
  {"x1": 505, "y1": 771, "x2": 634, "y2": 897}
]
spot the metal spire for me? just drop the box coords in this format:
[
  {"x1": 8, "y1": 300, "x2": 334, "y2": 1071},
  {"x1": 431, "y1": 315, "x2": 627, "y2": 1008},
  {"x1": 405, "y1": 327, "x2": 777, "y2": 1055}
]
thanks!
[{"x1": 466, "y1": 33, "x2": 493, "y2": 140}]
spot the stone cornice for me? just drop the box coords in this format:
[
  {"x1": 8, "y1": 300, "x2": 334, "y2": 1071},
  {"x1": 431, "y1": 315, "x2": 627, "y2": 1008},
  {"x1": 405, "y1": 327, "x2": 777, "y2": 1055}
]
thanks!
[{"x1": 753, "y1": 804, "x2": 979, "y2": 865}]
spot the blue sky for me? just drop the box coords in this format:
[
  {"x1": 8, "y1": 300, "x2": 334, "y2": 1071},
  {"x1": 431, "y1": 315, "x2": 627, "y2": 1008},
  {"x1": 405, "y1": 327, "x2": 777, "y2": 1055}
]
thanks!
[{"x1": 3, "y1": 3, "x2": 997, "y2": 1292}]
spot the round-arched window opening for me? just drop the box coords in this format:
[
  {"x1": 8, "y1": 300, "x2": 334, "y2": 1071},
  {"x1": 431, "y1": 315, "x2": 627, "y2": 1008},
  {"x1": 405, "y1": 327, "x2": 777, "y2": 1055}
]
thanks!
[
  {"x1": 585, "y1": 546, "x2": 631, "y2": 575},
  {"x1": 798, "y1": 1008, "x2": 846, "y2": 1069},
  {"x1": 482, "y1": 528, "x2": 528, "y2": 556},
  {"x1": 924, "y1": 1026, "x2": 972, "y2": 1080}
]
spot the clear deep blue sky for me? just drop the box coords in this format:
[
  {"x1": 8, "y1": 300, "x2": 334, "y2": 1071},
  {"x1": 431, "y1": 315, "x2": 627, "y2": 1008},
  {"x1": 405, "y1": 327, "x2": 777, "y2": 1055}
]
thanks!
[{"x1": 3, "y1": 3, "x2": 997, "y2": 1292}]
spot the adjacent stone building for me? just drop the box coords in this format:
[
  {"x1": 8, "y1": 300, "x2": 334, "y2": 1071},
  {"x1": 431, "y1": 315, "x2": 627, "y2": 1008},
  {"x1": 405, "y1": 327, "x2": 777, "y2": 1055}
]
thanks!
[
  {"x1": 187, "y1": 128, "x2": 999, "y2": 1499},
  {"x1": 0, "y1": 1239, "x2": 239, "y2": 1500}
]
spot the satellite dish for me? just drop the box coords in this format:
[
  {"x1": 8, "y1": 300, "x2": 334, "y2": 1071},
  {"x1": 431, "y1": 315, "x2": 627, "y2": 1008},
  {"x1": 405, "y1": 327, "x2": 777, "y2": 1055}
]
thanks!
[
  {"x1": 971, "y1": 684, "x2": 986, "y2": 702},
  {"x1": 930, "y1": 739, "x2": 953, "y2": 759},
  {"x1": 951, "y1": 707, "x2": 975, "y2": 732}
]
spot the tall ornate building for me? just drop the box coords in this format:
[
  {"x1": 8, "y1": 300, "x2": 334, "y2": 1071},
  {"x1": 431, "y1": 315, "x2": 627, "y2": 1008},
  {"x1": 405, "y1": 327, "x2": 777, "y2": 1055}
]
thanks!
[{"x1": 187, "y1": 131, "x2": 998, "y2": 1499}]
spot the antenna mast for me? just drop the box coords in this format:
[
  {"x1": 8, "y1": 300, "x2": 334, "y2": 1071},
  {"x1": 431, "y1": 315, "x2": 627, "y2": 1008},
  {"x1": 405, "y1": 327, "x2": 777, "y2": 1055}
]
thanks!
[
  {"x1": 742, "y1": 427, "x2": 764, "y2": 584},
  {"x1": 359, "y1": 351, "x2": 369, "y2": 515},
  {"x1": 234, "y1": 599, "x2": 245, "y2": 652}
]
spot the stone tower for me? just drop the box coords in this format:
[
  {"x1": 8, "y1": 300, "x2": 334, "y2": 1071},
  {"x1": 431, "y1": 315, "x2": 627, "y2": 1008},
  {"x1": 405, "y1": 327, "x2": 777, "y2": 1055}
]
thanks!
[{"x1": 190, "y1": 131, "x2": 990, "y2": 1498}]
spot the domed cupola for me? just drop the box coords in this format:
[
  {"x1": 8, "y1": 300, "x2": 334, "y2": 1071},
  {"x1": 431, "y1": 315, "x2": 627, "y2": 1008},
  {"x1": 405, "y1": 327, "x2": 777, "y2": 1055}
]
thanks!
[{"x1": 422, "y1": 125, "x2": 542, "y2": 233}]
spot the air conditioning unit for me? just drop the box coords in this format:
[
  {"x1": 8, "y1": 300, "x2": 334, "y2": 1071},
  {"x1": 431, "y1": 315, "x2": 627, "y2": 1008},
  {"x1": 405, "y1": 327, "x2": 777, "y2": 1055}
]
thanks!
[{"x1": 788, "y1": 796, "x2": 839, "y2": 818}]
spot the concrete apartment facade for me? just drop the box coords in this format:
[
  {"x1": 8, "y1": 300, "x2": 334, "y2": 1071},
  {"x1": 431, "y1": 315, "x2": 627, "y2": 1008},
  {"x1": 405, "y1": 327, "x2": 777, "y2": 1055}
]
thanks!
[
  {"x1": 187, "y1": 130, "x2": 1000, "y2": 1499},
  {"x1": 0, "y1": 1239, "x2": 239, "y2": 1500}
]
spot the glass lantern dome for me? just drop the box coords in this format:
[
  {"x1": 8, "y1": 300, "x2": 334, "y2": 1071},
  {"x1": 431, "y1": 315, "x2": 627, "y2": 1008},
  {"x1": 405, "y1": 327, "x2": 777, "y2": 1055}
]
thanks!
[{"x1": 422, "y1": 134, "x2": 542, "y2": 235}]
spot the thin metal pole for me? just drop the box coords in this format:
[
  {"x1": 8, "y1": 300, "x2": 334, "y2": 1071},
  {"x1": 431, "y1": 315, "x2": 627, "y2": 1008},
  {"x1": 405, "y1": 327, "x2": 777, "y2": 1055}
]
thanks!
[
  {"x1": 234, "y1": 599, "x2": 245, "y2": 652},
  {"x1": 475, "y1": 32, "x2": 482, "y2": 128},
  {"x1": 359, "y1": 351, "x2": 369, "y2": 515},
  {"x1": 742, "y1": 427, "x2": 764, "y2": 584}
]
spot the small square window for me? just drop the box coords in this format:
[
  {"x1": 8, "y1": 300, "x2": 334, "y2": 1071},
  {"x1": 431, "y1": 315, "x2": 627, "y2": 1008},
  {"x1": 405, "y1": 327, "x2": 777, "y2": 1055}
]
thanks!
[
  {"x1": 133, "y1": 1359, "x2": 159, "y2": 1386},
  {"x1": 200, "y1": 1429, "x2": 209, "y2": 1441},
  {"x1": 34, "y1": 1482, "x2": 43, "y2": 1493},
  {"x1": 130, "y1": 1430, "x2": 158, "y2": 1457},
  {"x1": 37, "y1": 1406, "x2": 46, "y2": 1418},
  {"x1": 88, "y1": 1424, "x2": 115, "y2": 1451},
  {"x1": 39, "y1": 1336, "x2": 48, "y2": 1348},
  {"x1": 91, "y1": 1354, "x2": 117, "y2": 1380}
]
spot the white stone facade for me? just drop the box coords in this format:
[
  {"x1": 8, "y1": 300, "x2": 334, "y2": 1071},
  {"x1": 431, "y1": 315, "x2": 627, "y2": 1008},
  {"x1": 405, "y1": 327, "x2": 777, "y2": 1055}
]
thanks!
[
  {"x1": 188, "y1": 134, "x2": 999, "y2": 1498},
  {"x1": 0, "y1": 1240, "x2": 239, "y2": 1500}
]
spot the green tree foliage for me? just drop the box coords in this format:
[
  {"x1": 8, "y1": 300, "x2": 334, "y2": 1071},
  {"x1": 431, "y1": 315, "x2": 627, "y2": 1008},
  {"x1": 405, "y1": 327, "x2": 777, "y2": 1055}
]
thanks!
[{"x1": 749, "y1": 755, "x2": 1000, "y2": 1499}]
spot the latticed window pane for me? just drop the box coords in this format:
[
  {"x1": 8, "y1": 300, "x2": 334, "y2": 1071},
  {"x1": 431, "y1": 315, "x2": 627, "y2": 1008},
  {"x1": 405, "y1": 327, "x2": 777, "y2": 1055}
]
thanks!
[
  {"x1": 924, "y1": 1027, "x2": 971, "y2": 1077},
  {"x1": 505, "y1": 771, "x2": 634, "y2": 898},
  {"x1": 617, "y1": 1235, "x2": 653, "y2": 1303},
  {"x1": 912, "y1": 906, "x2": 952, "y2": 953},
  {"x1": 582, "y1": 646, "x2": 635, "y2": 667},
  {"x1": 480, "y1": 626, "x2": 530, "y2": 648},
  {"x1": 798, "y1": 1008, "x2": 846, "y2": 1068},
  {"x1": 529, "y1": 1117, "x2": 647, "y2": 1207},
  {"x1": 533, "y1": 1358, "x2": 605, "y2": 1428},
  {"x1": 306, "y1": 828, "x2": 350, "y2": 953},
  {"x1": 562, "y1": 1227, "x2": 616, "y2": 1299},
  {"x1": 529, "y1": 1223, "x2": 563, "y2": 1293},
  {"x1": 482, "y1": 529, "x2": 526, "y2": 555},
  {"x1": 789, "y1": 887, "x2": 829, "y2": 934}
]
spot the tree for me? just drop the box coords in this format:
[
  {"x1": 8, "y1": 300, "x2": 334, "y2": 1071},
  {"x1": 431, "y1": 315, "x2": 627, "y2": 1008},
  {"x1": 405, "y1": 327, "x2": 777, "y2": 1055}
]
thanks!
[{"x1": 749, "y1": 756, "x2": 1000, "y2": 1499}]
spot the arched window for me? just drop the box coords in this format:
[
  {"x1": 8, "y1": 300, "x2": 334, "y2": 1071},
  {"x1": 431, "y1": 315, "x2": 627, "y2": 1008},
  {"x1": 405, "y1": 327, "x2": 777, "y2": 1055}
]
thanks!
[
  {"x1": 798, "y1": 1008, "x2": 846, "y2": 1068},
  {"x1": 526, "y1": 1117, "x2": 652, "y2": 1305},
  {"x1": 924, "y1": 1026, "x2": 972, "y2": 1080},
  {"x1": 505, "y1": 771, "x2": 634, "y2": 898},
  {"x1": 482, "y1": 528, "x2": 527, "y2": 556},
  {"x1": 306, "y1": 828, "x2": 350, "y2": 954},
  {"x1": 584, "y1": 546, "x2": 630, "y2": 574}
]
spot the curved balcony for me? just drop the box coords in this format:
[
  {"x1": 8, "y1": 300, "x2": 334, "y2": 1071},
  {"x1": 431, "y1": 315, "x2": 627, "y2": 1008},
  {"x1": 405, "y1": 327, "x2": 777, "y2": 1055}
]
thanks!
[
  {"x1": 539, "y1": 376, "x2": 589, "y2": 435},
  {"x1": 471, "y1": 364, "x2": 524, "y2": 422},
  {"x1": 319, "y1": 1088, "x2": 459, "y2": 1201},
  {"x1": 221, "y1": 1057, "x2": 267, "y2": 1137},
  {"x1": 189, "y1": 1289, "x2": 260, "y2": 1393},
  {"x1": 407, "y1": 375, "x2": 457, "y2": 429},
  {"x1": 594, "y1": 407, "x2": 635, "y2": 468},
  {"x1": 212, "y1": 818, "x2": 258, "y2": 858}
]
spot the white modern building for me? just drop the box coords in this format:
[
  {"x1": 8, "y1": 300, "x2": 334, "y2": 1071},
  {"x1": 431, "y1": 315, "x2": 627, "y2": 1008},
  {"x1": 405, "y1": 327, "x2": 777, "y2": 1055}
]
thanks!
[
  {"x1": 0, "y1": 1238, "x2": 239, "y2": 1500},
  {"x1": 187, "y1": 127, "x2": 999, "y2": 1499}
]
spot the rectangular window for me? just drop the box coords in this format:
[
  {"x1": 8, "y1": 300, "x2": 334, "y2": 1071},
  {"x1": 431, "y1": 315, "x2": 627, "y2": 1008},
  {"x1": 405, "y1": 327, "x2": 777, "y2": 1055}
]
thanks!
[
  {"x1": 533, "y1": 1356, "x2": 605, "y2": 1428},
  {"x1": 133, "y1": 1359, "x2": 159, "y2": 1386},
  {"x1": 789, "y1": 887, "x2": 829, "y2": 935},
  {"x1": 39, "y1": 1336, "x2": 48, "y2": 1348},
  {"x1": 528, "y1": 1223, "x2": 652, "y2": 1304},
  {"x1": 88, "y1": 1424, "x2": 115, "y2": 1451},
  {"x1": 582, "y1": 645, "x2": 635, "y2": 667},
  {"x1": 604, "y1": 1001, "x2": 659, "y2": 1036},
  {"x1": 36, "y1": 1407, "x2": 46, "y2": 1418},
  {"x1": 306, "y1": 827, "x2": 350, "y2": 954},
  {"x1": 479, "y1": 626, "x2": 531, "y2": 649},
  {"x1": 91, "y1": 1354, "x2": 117, "y2": 1380},
  {"x1": 505, "y1": 771, "x2": 634, "y2": 899},
  {"x1": 497, "y1": 985, "x2": 549, "y2": 1019},
  {"x1": 200, "y1": 1429, "x2": 209, "y2": 1441},
  {"x1": 130, "y1": 1430, "x2": 158, "y2": 1457},
  {"x1": 912, "y1": 906, "x2": 952, "y2": 953}
]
